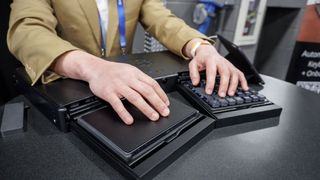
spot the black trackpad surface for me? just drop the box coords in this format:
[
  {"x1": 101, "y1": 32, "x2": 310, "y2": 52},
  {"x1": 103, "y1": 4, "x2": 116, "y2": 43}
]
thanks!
[{"x1": 77, "y1": 96, "x2": 200, "y2": 164}]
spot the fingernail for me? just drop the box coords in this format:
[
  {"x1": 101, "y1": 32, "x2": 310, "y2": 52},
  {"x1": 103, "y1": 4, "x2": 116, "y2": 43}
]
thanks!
[
  {"x1": 162, "y1": 108, "x2": 170, "y2": 117},
  {"x1": 192, "y1": 80, "x2": 197, "y2": 86},
  {"x1": 229, "y1": 90, "x2": 234, "y2": 96},
  {"x1": 151, "y1": 113, "x2": 159, "y2": 121},
  {"x1": 220, "y1": 92, "x2": 225, "y2": 97},
  {"x1": 206, "y1": 88, "x2": 212, "y2": 95},
  {"x1": 165, "y1": 100, "x2": 170, "y2": 106},
  {"x1": 125, "y1": 117, "x2": 134, "y2": 125}
]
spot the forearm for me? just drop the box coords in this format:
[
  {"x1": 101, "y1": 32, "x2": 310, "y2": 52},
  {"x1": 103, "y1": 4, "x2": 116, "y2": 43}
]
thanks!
[
  {"x1": 7, "y1": 0, "x2": 79, "y2": 85},
  {"x1": 140, "y1": 0, "x2": 212, "y2": 59},
  {"x1": 50, "y1": 50, "x2": 108, "y2": 82}
]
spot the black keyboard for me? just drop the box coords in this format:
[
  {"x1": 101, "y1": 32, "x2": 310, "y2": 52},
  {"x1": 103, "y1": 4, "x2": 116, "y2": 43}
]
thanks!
[{"x1": 177, "y1": 72, "x2": 282, "y2": 127}]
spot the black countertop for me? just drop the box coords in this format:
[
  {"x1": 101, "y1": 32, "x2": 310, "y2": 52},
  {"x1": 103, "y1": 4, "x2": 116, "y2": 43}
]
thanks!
[{"x1": 1, "y1": 75, "x2": 320, "y2": 180}]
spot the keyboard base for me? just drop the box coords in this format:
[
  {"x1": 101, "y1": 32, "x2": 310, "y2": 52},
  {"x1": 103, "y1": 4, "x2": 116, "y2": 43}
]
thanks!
[
  {"x1": 177, "y1": 83, "x2": 282, "y2": 128},
  {"x1": 213, "y1": 104, "x2": 282, "y2": 128}
]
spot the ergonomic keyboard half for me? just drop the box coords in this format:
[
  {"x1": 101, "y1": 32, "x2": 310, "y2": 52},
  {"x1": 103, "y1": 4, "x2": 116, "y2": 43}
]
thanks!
[{"x1": 177, "y1": 72, "x2": 282, "y2": 127}]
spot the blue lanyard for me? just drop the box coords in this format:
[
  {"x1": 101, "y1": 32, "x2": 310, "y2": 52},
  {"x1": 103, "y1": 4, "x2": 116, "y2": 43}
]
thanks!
[
  {"x1": 98, "y1": 0, "x2": 126, "y2": 56},
  {"x1": 117, "y1": 0, "x2": 126, "y2": 55}
]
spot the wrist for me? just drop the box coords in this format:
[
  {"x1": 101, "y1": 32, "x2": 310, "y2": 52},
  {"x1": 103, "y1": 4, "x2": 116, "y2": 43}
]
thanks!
[
  {"x1": 184, "y1": 38, "x2": 212, "y2": 59},
  {"x1": 52, "y1": 50, "x2": 110, "y2": 82},
  {"x1": 78, "y1": 53, "x2": 112, "y2": 82}
]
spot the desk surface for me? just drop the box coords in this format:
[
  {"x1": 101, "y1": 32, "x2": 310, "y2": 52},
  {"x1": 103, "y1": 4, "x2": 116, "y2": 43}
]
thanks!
[{"x1": 1, "y1": 75, "x2": 320, "y2": 180}]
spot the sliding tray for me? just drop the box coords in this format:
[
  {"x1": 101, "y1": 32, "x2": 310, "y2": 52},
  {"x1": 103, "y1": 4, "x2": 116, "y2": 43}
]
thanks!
[
  {"x1": 71, "y1": 95, "x2": 215, "y2": 179},
  {"x1": 77, "y1": 97, "x2": 201, "y2": 165}
]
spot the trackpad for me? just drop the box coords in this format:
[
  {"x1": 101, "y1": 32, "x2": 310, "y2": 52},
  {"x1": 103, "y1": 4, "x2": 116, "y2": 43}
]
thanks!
[{"x1": 77, "y1": 96, "x2": 200, "y2": 165}]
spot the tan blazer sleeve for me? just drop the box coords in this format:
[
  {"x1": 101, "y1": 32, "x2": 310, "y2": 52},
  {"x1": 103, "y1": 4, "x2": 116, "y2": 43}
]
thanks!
[
  {"x1": 7, "y1": 0, "x2": 79, "y2": 85},
  {"x1": 139, "y1": 0, "x2": 215, "y2": 59}
]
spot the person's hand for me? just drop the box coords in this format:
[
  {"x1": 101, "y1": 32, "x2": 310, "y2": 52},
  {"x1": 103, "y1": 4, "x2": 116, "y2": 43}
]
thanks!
[
  {"x1": 52, "y1": 50, "x2": 170, "y2": 125},
  {"x1": 86, "y1": 60, "x2": 170, "y2": 125},
  {"x1": 185, "y1": 39, "x2": 249, "y2": 97}
]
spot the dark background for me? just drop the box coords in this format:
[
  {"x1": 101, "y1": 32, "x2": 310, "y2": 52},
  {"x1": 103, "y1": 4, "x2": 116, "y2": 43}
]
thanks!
[{"x1": 0, "y1": 0, "x2": 21, "y2": 105}]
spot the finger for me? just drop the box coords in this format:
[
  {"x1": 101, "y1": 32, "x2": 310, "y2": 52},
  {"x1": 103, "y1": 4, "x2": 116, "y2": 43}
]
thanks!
[
  {"x1": 205, "y1": 59, "x2": 217, "y2": 95},
  {"x1": 227, "y1": 70, "x2": 239, "y2": 96},
  {"x1": 131, "y1": 80, "x2": 170, "y2": 117},
  {"x1": 188, "y1": 60, "x2": 200, "y2": 86},
  {"x1": 139, "y1": 73, "x2": 170, "y2": 106},
  {"x1": 239, "y1": 71, "x2": 249, "y2": 91},
  {"x1": 120, "y1": 86, "x2": 160, "y2": 121},
  {"x1": 107, "y1": 95, "x2": 134, "y2": 125},
  {"x1": 217, "y1": 62, "x2": 230, "y2": 97}
]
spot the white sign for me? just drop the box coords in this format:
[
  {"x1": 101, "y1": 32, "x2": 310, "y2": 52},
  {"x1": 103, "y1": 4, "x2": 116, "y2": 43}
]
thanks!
[{"x1": 233, "y1": 0, "x2": 267, "y2": 46}]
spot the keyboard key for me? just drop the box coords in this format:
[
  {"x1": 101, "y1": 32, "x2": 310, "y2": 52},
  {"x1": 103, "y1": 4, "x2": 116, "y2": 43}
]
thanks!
[
  {"x1": 195, "y1": 92, "x2": 203, "y2": 98},
  {"x1": 236, "y1": 91, "x2": 245, "y2": 97},
  {"x1": 257, "y1": 94, "x2": 266, "y2": 101},
  {"x1": 234, "y1": 97, "x2": 244, "y2": 104},
  {"x1": 244, "y1": 91, "x2": 251, "y2": 96},
  {"x1": 249, "y1": 89, "x2": 258, "y2": 95},
  {"x1": 184, "y1": 82, "x2": 192, "y2": 89},
  {"x1": 226, "y1": 97, "x2": 236, "y2": 106},
  {"x1": 250, "y1": 95, "x2": 259, "y2": 102},
  {"x1": 218, "y1": 98, "x2": 228, "y2": 107},
  {"x1": 211, "y1": 93, "x2": 220, "y2": 100},
  {"x1": 243, "y1": 96, "x2": 252, "y2": 103},
  {"x1": 195, "y1": 87, "x2": 205, "y2": 93},
  {"x1": 203, "y1": 96, "x2": 209, "y2": 103},
  {"x1": 208, "y1": 99, "x2": 220, "y2": 108},
  {"x1": 200, "y1": 80, "x2": 206, "y2": 87}
]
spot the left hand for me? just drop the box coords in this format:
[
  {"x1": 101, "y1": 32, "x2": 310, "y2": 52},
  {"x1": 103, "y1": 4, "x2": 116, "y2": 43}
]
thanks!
[{"x1": 186, "y1": 40, "x2": 249, "y2": 97}]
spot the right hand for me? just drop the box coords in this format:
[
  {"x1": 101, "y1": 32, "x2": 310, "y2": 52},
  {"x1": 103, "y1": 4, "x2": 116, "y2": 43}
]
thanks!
[{"x1": 52, "y1": 50, "x2": 170, "y2": 125}]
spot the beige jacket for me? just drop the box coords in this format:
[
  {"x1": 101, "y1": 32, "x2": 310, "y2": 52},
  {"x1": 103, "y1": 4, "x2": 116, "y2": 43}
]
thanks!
[{"x1": 7, "y1": 0, "x2": 210, "y2": 85}]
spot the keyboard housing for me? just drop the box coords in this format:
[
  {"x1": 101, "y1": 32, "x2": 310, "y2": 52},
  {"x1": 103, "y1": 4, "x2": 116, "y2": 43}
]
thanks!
[{"x1": 177, "y1": 72, "x2": 282, "y2": 128}]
